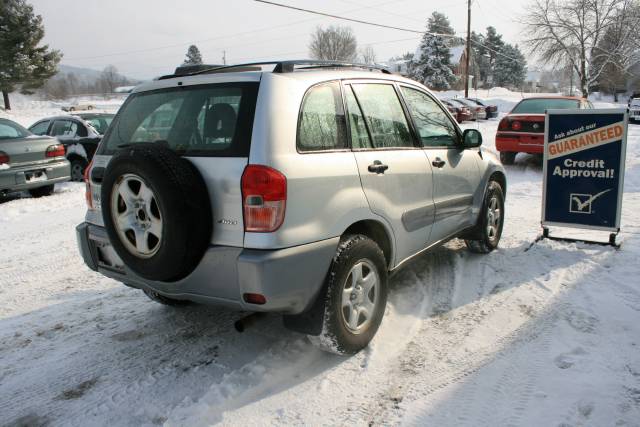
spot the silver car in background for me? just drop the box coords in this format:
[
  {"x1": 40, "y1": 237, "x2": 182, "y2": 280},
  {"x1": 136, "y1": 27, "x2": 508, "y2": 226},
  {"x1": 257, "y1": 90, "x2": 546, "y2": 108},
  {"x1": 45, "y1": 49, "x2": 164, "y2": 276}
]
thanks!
[{"x1": 0, "y1": 118, "x2": 70, "y2": 197}]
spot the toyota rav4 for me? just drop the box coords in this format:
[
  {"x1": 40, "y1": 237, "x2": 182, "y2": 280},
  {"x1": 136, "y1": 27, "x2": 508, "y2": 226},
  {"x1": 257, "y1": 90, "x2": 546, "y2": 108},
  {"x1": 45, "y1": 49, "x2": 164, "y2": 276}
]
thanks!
[{"x1": 76, "y1": 61, "x2": 507, "y2": 355}]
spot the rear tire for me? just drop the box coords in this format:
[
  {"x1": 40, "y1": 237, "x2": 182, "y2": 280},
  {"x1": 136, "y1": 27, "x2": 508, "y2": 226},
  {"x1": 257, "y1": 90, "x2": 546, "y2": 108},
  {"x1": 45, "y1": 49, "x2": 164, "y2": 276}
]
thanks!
[
  {"x1": 308, "y1": 235, "x2": 388, "y2": 355},
  {"x1": 500, "y1": 151, "x2": 516, "y2": 165},
  {"x1": 465, "y1": 181, "x2": 505, "y2": 254},
  {"x1": 29, "y1": 185, "x2": 55, "y2": 198},
  {"x1": 143, "y1": 290, "x2": 192, "y2": 306}
]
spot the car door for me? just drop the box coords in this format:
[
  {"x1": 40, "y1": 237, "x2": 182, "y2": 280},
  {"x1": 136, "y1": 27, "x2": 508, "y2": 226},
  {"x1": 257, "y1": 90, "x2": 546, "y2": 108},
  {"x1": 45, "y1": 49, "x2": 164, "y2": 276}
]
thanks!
[
  {"x1": 399, "y1": 85, "x2": 481, "y2": 244},
  {"x1": 345, "y1": 81, "x2": 435, "y2": 265},
  {"x1": 50, "y1": 119, "x2": 81, "y2": 144}
]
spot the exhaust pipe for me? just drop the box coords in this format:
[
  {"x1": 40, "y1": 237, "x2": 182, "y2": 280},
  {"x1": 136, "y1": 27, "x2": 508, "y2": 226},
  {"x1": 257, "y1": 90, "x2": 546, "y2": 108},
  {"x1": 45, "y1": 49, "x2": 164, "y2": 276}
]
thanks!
[{"x1": 234, "y1": 312, "x2": 266, "y2": 332}]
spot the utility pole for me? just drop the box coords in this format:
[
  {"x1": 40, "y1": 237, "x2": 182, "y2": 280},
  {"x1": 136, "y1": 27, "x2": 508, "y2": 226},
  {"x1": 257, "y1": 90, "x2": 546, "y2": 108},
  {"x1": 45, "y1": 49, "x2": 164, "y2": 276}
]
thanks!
[
  {"x1": 464, "y1": 0, "x2": 471, "y2": 97},
  {"x1": 223, "y1": 50, "x2": 227, "y2": 65}
]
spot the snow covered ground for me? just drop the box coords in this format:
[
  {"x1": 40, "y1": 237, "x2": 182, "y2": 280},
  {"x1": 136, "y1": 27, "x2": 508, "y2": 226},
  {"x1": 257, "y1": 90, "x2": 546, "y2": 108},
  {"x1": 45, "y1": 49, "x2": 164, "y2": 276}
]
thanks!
[{"x1": 1, "y1": 94, "x2": 640, "y2": 426}]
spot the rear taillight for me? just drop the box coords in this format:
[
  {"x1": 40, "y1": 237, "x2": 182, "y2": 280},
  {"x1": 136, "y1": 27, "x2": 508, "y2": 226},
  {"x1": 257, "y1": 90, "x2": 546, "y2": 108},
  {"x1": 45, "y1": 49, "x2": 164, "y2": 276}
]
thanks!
[
  {"x1": 46, "y1": 144, "x2": 66, "y2": 158},
  {"x1": 498, "y1": 118, "x2": 509, "y2": 130},
  {"x1": 511, "y1": 121, "x2": 522, "y2": 131},
  {"x1": 241, "y1": 165, "x2": 286, "y2": 232},
  {"x1": 84, "y1": 159, "x2": 94, "y2": 209},
  {"x1": 0, "y1": 151, "x2": 9, "y2": 165}
]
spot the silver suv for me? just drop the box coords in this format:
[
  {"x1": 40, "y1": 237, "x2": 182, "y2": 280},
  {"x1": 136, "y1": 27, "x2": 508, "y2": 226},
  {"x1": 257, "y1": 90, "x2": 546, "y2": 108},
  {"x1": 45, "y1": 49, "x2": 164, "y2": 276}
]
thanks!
[{"x1": 76, "y1": 61, "x2": 506, "y2": 355}]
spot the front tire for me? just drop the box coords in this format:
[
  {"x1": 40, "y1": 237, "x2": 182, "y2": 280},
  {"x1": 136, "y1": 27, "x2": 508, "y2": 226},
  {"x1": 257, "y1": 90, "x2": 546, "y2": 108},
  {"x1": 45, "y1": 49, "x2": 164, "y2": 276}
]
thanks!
[
  {"x1": 465, "y1": 181, "x2": 505, "y2": 254},
  {"x1": 500, "y1": 151, "x2": 516, "y2": 165},
  {"x1": 70, "y1": 158, "x2": 88, "y2": 182},
  {"x1": 308, "y1": 235, "x2": 388, "y2": 355},
  {"x1": 29, "y1": 185, "x2": 55, "y2": 198}
]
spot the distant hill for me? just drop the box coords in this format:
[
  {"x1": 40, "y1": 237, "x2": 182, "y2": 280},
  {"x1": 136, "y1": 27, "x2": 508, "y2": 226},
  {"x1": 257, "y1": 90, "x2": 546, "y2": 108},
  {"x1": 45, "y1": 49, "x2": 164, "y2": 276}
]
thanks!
[{"x1": 57, "y1": 64, "x2": 138, "y2": 85}]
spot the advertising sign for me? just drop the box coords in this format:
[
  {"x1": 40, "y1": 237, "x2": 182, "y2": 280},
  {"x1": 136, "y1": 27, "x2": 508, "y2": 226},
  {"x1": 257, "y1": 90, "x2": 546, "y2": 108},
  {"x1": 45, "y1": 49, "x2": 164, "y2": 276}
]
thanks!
[{"x1": 542, "y1": 109, "x2": 628, "y2": 233}]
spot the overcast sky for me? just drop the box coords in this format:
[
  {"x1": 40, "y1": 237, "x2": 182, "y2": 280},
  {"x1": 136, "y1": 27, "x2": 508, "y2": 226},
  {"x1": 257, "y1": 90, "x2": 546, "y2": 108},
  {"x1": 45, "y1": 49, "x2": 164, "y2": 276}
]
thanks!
[{"x1": 30, "y1": 0, "x2": 531, "y2": 80}]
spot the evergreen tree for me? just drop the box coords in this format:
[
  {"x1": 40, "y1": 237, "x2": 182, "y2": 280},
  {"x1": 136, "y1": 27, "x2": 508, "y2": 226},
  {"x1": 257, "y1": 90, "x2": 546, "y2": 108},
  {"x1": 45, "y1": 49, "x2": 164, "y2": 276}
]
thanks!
[
  {"x1": 493, "y1": 44, "x2": 527, "y2": 89},
  {"x1": 183, "y1": 45, "x2": 203, "y2": 65},
  {"x1": 409, "y1": 33, "x2": 456, "y2": 90},
  {"x1": 0, "y1": 0, "x2": 61, "y2": 110},
  {"x1": 427, "y1": 11, "x2": 455, "y2": 36}
]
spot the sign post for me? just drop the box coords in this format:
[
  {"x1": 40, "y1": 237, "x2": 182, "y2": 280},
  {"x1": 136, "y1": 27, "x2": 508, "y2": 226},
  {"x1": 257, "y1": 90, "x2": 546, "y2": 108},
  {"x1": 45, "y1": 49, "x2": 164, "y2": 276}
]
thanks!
[{"x1": 541, "y1": 108, "x2": 628, "y2": 246}]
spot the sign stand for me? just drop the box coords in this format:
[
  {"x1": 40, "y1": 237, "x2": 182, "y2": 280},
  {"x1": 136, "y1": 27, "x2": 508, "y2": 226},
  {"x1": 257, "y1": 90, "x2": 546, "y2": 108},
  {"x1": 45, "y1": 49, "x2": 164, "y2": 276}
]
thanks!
[
  {"x1": 537, "y1": 108, "x2": 628, "y2": 249},
  {"x1": 539, "y1": 226, "x2": 620, "y2": 248}
]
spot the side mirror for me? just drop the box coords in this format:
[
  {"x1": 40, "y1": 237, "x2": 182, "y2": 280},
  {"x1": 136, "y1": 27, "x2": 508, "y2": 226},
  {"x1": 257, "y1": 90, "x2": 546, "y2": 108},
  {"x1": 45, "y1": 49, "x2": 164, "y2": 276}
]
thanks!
[{"x1": 462, "y1": 128, "x2": 483, "y2": 148}]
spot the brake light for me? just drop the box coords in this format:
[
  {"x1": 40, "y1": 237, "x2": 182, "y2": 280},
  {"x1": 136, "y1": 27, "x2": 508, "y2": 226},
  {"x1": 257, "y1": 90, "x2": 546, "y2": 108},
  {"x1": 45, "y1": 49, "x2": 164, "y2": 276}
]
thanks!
[
  {"x1": 0, "y1": 151, "x2": 8, "y2": 165},
  {"x1": 241, "y1": 165, "x2": 286, "y2": 232},
  {"x1": 84, "y1": 159, "x2": 94, "y2": 209},
  {"x1": 498, "y1": 118, "x2": 509, "y2": 130},
  {"x1": 46, "y1": 144, "x2": 66, "y2": 158},
  {"x1": 511, "y1": 121, "x2": 522, "y2": 131}
]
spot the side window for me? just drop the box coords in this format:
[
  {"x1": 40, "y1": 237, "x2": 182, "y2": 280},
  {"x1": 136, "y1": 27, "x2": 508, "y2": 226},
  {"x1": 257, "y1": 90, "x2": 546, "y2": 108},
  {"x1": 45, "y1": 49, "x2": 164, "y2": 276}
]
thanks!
[
  {"x1": 76, "y1": 123, "x2": 88, "y2": 137},
  {"x1": 344, "y1": 85, "x2": 372, "y2": 149},
  {"x1": 51, "y1": 120, "x2": 78, "y2": 138},
  {"x1": 29, "y1": 120, "x2": 50, "y2": 135},
  {"x1": 297, "y1": 81, "x2": 347, "y2": 152},
  {"x1": 351, "y1": 83, "x2": 413, "y2": 149},
  {"x1": 400, "y1": 87, "x2": 459, "y2": 147}
]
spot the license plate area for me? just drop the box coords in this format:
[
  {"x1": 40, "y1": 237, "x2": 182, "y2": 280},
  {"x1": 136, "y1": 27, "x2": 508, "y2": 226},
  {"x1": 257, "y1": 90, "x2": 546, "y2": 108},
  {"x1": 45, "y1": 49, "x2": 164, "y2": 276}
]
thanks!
[
  {"x1": 91, "y1": 239, "x2": 125, "y2": 272},
  {"x1": 25, "y1": 170, "x2": 47, "y2": 183}
]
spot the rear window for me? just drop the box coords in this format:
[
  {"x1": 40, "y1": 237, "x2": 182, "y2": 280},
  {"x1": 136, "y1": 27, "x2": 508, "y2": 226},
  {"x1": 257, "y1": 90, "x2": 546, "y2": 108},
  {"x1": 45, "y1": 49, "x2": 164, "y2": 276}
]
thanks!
[
  {"x1": 631, "y1": 99, "x2": 640, "y2": 107},
  {"x1": 100, "y1": 82, "x2": 258, "y2": 157},
  {"x1": 512, "y1": 98, "x2": 580, "y2": 114},
  {"x1": 0, "y1": 120, "x2": 30, "y2": 139}
]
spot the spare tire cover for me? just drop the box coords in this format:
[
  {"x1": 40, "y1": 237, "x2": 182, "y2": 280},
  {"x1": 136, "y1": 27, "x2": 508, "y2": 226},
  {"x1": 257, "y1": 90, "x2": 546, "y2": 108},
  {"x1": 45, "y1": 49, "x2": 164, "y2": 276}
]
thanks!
[{"x1": 101, "y1": 143, "x2": 212, "y2": 282}]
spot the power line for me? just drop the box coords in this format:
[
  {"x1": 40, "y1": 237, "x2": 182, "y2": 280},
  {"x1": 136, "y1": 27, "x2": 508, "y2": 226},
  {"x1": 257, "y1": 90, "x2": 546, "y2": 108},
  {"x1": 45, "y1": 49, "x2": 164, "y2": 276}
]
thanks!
[
  {"x1": 254, "y1": 0, "x2": 523, "y2": 64},
  {"x1": 65, "y1": 0, "x2": 403, "y2": 62}
]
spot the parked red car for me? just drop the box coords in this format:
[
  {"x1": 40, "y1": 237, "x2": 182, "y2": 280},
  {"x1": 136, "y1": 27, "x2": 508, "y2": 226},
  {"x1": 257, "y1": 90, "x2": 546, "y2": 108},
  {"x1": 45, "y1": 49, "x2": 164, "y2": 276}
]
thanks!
[
  {"x1": 441, "y1": 99, "x2": 473, "y2": 123},
  {"x1": 495, "y1": 96, "x2": 593, "y2": 164}
]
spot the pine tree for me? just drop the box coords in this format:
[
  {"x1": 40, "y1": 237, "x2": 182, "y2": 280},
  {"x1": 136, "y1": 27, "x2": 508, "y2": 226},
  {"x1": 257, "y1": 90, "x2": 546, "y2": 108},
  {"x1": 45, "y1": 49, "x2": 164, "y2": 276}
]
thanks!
[
  {"x1": 427, "y1": 11, "x2": 455, "y2": 36},
  {"x1": 493, "y1": 44, "x2": 527, "y2": 89},
  {"x1": 183, "y1": 45, "x2": 203, "y2": 65},
  {"x1": 409, "y1": 33, "x2": 456, "y2": 90},
  {"x1": 0, "y1": 0, "x2": 61, "y2": 110}
]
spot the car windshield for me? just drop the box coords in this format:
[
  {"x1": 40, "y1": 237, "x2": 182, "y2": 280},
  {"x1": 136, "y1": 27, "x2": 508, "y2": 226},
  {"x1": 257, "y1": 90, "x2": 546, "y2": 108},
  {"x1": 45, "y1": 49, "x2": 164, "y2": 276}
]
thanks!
[
  {"x1": 80, "y1": 115, "x2": 114, "y2": 134},
  {"x1": 512, "y1": 98, "x2": 580, "y2": 114},
  {"x1": 100, "y1": 82, "x2": 259, "y2": 157},
  {"x1": 0, "y1": 119, "x2": 31, "y2": 139},
  {"x1": 631, "y1": 99, "x2": 640, "y2": 107}
]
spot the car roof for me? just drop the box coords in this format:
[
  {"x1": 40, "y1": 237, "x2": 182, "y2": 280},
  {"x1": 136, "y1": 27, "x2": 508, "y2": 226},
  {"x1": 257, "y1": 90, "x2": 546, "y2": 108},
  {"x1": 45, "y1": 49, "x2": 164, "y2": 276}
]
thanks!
[
  {"x1": 133, "y1": 66, "x2": 427, "y2": 95},
  {"x1": 519, "y1": 96, "x2": 583, "y2": 101}
]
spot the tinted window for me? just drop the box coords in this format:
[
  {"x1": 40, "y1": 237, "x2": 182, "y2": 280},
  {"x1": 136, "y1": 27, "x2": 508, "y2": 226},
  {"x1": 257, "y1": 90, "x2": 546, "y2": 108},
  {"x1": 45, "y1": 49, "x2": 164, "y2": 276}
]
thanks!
[
  {"x1": 51, "y1": 120, "x2": 79, "y2": 137},
  {"x1": 351, "y1": 84, "x2": 413, "y2": 149},
  {"x1": 401, "y1": 87, "x2": 458, "y2": 147},
  {"x1": 512, "y1": 98, "x2": 580, "y2": 114},
  {"x1": 29, "y1": 120, "x2": 50, "y2": 135},
  {"x1": 83, "y1": 116, "x2": 113, "y2": 134},
  {"x1": 297, "y1": 82, "x2": 347, "y2": 152},
  {"x1": 101, "y1": 83, "x2": 258, "y2": 157},
  {"x1": 344, "y1": 85, "x2": 372, "y2": 149},
  {"x1": 0, "y1": 120, "x2": 30, "y2": 139}
]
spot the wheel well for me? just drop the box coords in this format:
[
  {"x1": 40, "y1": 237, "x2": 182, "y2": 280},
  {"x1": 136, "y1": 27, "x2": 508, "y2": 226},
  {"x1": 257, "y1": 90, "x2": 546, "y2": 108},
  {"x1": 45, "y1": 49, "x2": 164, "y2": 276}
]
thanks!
[
  {"x1": 489, "y1": 171, "x2": 507, "y2": 195},
  {"x1": 66, "y1": 153, "x2": 87, "y2": 163},
  {"x1": 343, "y1": 220, "x2": 392, "y2": 268}
]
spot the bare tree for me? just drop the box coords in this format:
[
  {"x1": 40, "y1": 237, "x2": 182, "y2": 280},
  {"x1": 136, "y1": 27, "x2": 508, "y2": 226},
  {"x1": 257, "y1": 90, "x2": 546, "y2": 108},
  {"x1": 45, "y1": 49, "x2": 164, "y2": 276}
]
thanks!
[
  {"x1": 522, "y1": 0, "x2": 639, "y2": 97},
  {"x1": 360, "y1": 46, "x2": 377, "y2": 64},
  {"x1": 98, "y1": 65, "x2": 122, "y2": 93},
  {"x1": 309, "y1": 26, "x2": 358, "y2": 62}
]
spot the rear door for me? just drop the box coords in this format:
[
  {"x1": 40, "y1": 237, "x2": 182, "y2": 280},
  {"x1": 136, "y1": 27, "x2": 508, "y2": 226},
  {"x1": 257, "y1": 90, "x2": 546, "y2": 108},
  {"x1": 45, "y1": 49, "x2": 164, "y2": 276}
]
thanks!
[
  {"x1": 399, "y1": 85, "x2": 481, "y2": 243},
  {"x1": 90, "y1": 81, "x2": 259, "y2": 248},
  {"x1": 346, "y1": 81, "x2": 435, "y2": 264}
]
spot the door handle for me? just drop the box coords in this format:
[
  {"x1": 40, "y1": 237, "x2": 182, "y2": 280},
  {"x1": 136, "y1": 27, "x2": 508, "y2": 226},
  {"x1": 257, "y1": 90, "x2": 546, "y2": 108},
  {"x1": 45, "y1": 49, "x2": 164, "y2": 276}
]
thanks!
[
  {"x1": 432, "y1": 157, "x2": 446, "y2": 168},
  {"x1": 368, "y1": 160, "x2": 389, "y2": 174}
]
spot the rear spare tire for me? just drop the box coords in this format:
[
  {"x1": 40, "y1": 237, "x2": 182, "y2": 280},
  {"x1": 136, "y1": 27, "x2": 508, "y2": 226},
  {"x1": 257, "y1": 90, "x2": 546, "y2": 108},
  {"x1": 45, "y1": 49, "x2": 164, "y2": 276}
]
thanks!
[{"x1": 101, "y1": 144, "x2": 212, "y2": 282}]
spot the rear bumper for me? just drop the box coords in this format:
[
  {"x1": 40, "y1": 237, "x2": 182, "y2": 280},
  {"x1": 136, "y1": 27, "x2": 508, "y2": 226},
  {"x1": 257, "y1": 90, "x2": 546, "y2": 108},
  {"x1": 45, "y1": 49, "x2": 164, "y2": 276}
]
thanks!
[
  {"x1": 76, "y1": 222, "x2": 338, "y2": 314},
  {"x1": 495, "y1": 133, "x2": 544, "y2": 153},
  {"x1": 0, "y1": 160, "x2": 70, "y2": 192}
]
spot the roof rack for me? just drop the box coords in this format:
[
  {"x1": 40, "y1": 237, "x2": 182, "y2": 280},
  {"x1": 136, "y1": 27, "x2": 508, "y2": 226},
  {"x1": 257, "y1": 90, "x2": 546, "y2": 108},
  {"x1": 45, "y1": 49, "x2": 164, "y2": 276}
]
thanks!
[{"x1": 158, "y1": 60, "x2": 391, "y2": 80}]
